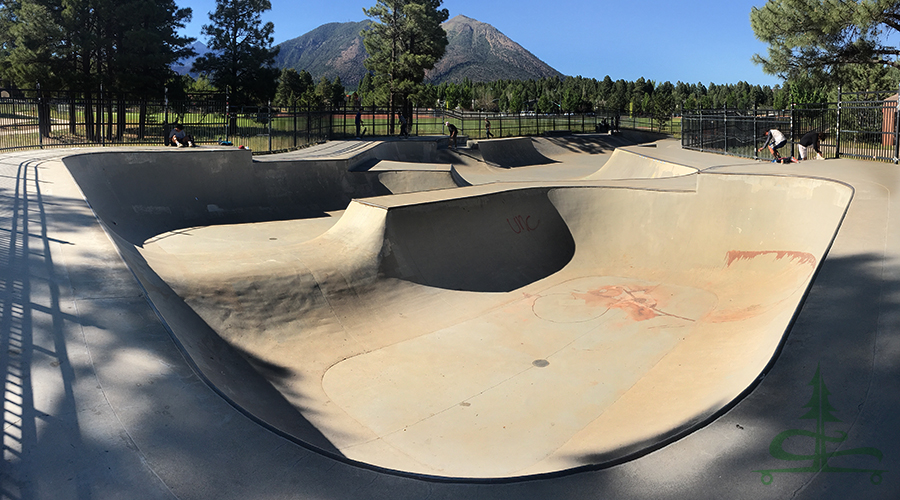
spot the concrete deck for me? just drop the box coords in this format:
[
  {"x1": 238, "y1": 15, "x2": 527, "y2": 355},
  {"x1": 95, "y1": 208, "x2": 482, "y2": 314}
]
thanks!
[{"x1": 2, "y1": 134, "x2": 898, "y2": 498}]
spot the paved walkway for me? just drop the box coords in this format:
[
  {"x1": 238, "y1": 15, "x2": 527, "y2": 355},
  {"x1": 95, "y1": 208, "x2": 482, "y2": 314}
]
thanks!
[{"x1": 1, "y1": 139, "x2": 898, "y2": 498}]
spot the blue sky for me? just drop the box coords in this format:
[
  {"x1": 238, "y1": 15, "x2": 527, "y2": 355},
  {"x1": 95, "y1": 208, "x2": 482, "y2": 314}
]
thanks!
[{"x1": 179, "y1": 0, "x2": 782, "y2": 87}]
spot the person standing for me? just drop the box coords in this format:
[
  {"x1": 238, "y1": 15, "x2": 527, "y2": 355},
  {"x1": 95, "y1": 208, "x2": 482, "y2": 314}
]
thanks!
[
  {"x1": 798, "y1": 130, "x2": 824, "y2": 160},
  {"x1": 398, "y1": 113, "x2": 408, "y2": 138},
  {"x1": 445, "y1": 121, "x2": 459, "y2": 149},
  {"x1": 355, "y1": 110, "x2": 363, "y2": 138},
  {"x1": 485, "y1": 117, "x2": 494, "y2": 138},
  {"x1": 758, "y1": 129, "x2": 787, "y2": 159}
]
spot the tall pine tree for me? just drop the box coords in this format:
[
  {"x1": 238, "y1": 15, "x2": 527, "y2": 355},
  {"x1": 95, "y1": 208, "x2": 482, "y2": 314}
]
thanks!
[
  {"x1": 751, "y1": 0, "x2": 900, "y2": 87},
  {"x1": 362, "y1": 0, "x2": 448, "y2": 130},
  {"x1": 192, "y1": 0, "x2": 280, "y2": 105},
  {"x1": 1, "y1": 0, "x2": 193, "y2": 95}
]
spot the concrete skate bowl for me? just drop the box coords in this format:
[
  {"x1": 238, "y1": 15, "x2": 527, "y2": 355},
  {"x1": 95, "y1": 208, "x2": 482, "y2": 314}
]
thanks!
[
  {"x1": 533, "y1": 130, "x2": 670, "y2": 157},
  {"x1": 479, "y1": 137, "x2": 557, "y2": 168},
  {"x1": 62, "y1": 146, "x2": 852, "y2": 480}
]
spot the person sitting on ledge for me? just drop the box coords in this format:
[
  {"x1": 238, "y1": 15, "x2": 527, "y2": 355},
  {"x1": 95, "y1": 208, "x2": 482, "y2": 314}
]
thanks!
[{"x1": 168, "y1": 124, "x2": 195, "y2": 147}]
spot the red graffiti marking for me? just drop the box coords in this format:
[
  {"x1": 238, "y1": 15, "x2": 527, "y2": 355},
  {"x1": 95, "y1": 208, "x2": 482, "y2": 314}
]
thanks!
[
  {"x1": 572, "y1": 284, "x2": 694, "y2": 322},
  {"x1": 507, "y1": 215, "x2": 541, "y2": 234},
  {"x1": 725, "y1": 250, "x2": 817, "y2": 268}
]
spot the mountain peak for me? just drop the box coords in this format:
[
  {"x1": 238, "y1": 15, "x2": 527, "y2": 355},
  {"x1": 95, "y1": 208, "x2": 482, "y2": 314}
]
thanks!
[
  {"x1": 428, "y1": 15, "x2": 561, "y2": 83},
  {"x1": 272, "y1": 16, "x2": 561, "y2": 88},
  {"x1": 445, "y1": 14, "x2": 478, "y2": 25}
]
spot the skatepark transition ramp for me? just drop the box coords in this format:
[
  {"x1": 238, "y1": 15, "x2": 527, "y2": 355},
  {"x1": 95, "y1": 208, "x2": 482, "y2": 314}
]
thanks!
[
  {"x1": 62, "y1": 141, "x2": 853, "y2": 479},
  {"x1": 586, "y1": 148, "x2": 698, "y2": 179},
  {"x1": 479, "y1": 137, "x2": 557, "y2": 168},
  {"x1": 62, "y1": 144, "x2": 463, "y2": 245}
]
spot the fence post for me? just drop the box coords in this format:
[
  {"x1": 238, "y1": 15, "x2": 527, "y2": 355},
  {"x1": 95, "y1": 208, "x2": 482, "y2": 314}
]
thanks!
[
  {"x1": 753, "y1": 103, "x2": 758, "y2": 159},
  {"x1": 36, "y1": 83, "x2": 44, "y2": 149},
  {"x1": 836, "y1": 86, "x2": 841, "y2": 158},
  {"x1": 223, "y1": 88, "x2": 229, "y2": 143},
  {"x1": 789, "y1": 101, "x2": 795, "y2": 158},
  {"x1": 164, "y1": 87, "x2": 169, "y2": 145},
  {"x1": 68, "y1": 91, "x2": 76, "y2": 136},
  {"x1": 723, "y1": 105, "x2": 727, "y2": 155},
  {"x1": 895, "y1": 82, "x2": 900, "y2": 163},
  {"x1": 99, "y1": 83, "x2": 104, "y2": 147},
  {"x1": 699, "y1": 109, "x2": 703, "y2": 152},
  {"x1": 267, "y1": 101, "x2": 273, "y2": 152}
]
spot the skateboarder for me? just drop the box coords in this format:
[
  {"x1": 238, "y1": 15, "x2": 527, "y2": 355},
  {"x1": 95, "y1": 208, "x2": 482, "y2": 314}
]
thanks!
[
  {"x1": 757, "y1": 129, "x2": 787, "y2": 159},
  {"x1": 445, "y1": 121, "x2": 458, "y2": 149},
  {"x1": 485, "y1": 118, "x2": 493, "y2": 138},
  {"x1": 798, "y1": 130, "x2": 825, "y2": 160}
]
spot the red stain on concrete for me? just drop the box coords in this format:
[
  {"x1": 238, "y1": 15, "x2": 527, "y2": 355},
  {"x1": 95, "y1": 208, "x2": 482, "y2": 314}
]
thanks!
[
  {"x1": 704, "y1": 304, "x2": 763, "y2": 323},
  {"x1": 725, "y1": 250, "x2": 816, "y2": 268},
  {"x1": 572, "y1": 285, "x2": 692, "y2": 322}
]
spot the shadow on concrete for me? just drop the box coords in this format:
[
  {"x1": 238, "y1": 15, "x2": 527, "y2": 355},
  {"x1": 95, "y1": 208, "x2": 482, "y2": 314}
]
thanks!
[
  {"x1": 380, "y1": 189, "x2": 575, "y2": 293},
  {"x1": 479, "y1": 138, "x2": 559, "y2": 168},
  {"x1": 0, "y1": 157, "x2": 351, "y2": 500},
  {"x1": 541, "y1": 135, "x2": 617, "y2": 155},
  {"x1": 0, "y1": 158, "x2": 168, "y2": 500},
  {"x1": 550, "y1": 253, "x2": 900, "y2": 499}
]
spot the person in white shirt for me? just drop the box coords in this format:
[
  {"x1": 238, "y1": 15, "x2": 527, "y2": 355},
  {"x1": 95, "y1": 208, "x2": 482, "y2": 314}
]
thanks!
[{"x1": 757, "y1": 129, "x2": 787, "y2": 159}]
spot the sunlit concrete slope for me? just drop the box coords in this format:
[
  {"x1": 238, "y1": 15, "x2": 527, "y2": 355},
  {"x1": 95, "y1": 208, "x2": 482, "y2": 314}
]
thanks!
[
  {"x1": 319, "y1": 174, "x2": 851, "y2": 477},
  {"x1": 61, "y1": 140, "x2": 852, "y2": 479},
  {"x1": 585, "y1": 148, "x2": 698, "y2": 179}
]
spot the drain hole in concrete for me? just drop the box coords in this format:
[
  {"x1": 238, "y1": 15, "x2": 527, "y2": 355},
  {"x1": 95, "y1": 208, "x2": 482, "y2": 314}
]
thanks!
[{"x1": 532, "y1": 359, "x2": 549, "y2": 368}]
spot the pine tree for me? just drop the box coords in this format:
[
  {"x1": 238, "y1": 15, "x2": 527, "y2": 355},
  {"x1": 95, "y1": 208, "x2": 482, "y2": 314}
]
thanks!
[
  {"x1": 331, "y1": 77, "x2": 346, "y2": 108},
  {"x1": 107, "y1": 0, "x2": 196, "y2": 96},
  {"x1": 192, "y1": 0, "x2": 280, "y2": 105},
  {"x1": 362, "y1": 0, "x2": 448, "y2": 130},
  {"x1": 274, "y1": 68, "x2": 305, "y2": 107},
  {"x1": 314, "y1": 75, "x2": 332, "y2": 106},
  {"x1": 3, "y1": 1, "x2": 64, "y2": 90},
  {"x1": 751, "y1": 0, "x2": 900, "y2": 86},
  {"x1": 1, "y1": 0, "x2": 193, "y2": 96}
]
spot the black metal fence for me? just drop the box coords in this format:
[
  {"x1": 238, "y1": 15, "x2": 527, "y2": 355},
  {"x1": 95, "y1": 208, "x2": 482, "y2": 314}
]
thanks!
[
  {"x1": 0, "y1": 90, "x2": 334, "y2": 153},
  {"x1": 682, "y1": 89, "x2": 900, "y2": 163},
  {"x1": 0, "y1": 89, "x2": 683, "y2": 154},
  {"x1": 334, "y1": 106, "x2": 679, "y2": 140}
]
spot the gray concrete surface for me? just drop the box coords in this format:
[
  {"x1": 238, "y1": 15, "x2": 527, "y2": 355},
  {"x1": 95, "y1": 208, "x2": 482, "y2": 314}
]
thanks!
[{"x1": 2, "y1": 135, "x2": 898, "y2": 498}]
